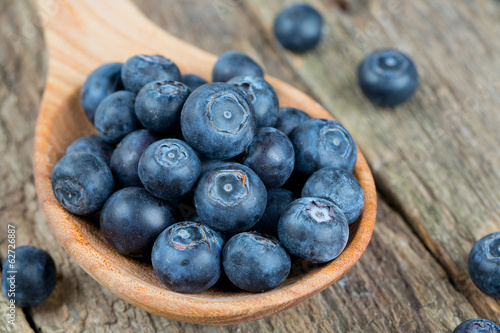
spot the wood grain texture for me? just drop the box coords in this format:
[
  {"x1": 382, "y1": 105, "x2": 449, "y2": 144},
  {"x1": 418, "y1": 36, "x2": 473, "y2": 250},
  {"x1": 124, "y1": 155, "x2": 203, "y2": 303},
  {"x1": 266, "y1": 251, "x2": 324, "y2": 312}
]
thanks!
[
  {"x1": 0, "y1": 0, "x2": 46, "y2": 331},
  {"x1": 0, "y1": 0, "x2": 495, "y2": 331},
  {"x1": 237, "y1": 0, "x2": 500, "y2": 320},
  {"x1": 0, "y1": 295, "x2": 33, "y2": 333}
]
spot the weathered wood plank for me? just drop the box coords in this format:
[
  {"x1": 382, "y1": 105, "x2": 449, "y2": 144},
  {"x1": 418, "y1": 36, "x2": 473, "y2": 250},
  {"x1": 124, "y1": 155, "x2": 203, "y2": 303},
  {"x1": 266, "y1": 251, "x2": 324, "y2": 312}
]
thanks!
[
  {"x1": 0, "y1": 0, "x2": 45, "y2": 331},
  {"x1": 238, "y1": 0, "x2": 500, "y2": 319},
  {"x1": 0, "y1": 294, "x2": 34, "y2": 333},
  {"x1": 0, "y1": 0, "x2": 487, "y2": 331}
]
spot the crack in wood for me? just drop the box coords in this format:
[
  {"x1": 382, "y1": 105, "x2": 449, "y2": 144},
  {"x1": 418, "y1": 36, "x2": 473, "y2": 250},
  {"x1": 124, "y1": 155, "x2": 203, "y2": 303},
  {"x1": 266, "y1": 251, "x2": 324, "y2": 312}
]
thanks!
[{"x1": 22, "y1": 308, "x2": 40, "y2": 333}]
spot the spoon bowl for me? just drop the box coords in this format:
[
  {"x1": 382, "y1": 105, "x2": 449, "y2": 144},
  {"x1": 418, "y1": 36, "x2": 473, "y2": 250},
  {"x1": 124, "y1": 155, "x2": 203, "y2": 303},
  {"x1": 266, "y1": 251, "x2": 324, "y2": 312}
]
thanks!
[{"x1": 33, "y1": 0, "x2": 377, "y2": 324}]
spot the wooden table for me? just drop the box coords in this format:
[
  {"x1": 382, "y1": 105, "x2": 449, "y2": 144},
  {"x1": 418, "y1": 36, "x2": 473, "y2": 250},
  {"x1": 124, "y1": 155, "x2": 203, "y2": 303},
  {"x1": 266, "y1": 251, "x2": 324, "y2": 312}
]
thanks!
[{"x1": 1, "y1": 0, "x2": 499, "y2": 331}]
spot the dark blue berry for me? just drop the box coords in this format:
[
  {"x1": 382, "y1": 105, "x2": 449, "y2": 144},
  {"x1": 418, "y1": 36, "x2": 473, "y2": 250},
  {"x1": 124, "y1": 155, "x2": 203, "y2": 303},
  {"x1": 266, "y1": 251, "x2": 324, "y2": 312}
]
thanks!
[
  {"x1": 278, "y1": 197, "x2": 348, "y2": 263},
  {"x1": 222, "y1": 232, "x2": 290, "y2": 292},
  {"x1": 100, "y1": 187, "x2": 176, "y2": 260},
  {"x1": 199, "y1": 158, "x2": 233, "y2": 176},
  {"x1": 181, "y1": 74, "x2": 208, "y2": 90},
  {"x1": 65, "y1": 135, "x2": 115, "y2": 165},
  {"x1": 79, "y1": 62, "x2": 123, "y2": 124},
  {"x1": 151, "y1": 221, "x2": 224, "y2": 293},
  {"x1": 227, "y1": 75, "x2": 279, "y2": 128},
  {"x1": 121, "y1": 55, "x2": 181, "y2": 93},
  {"x1": 189, "y1": 214, "x2": 202, "y2": 222},
  {"x1": 194, "y1": 163, "x2": 267, "y2": 233},
  {"x1": 274, "y1": 107, "x2": 311, "y2": 137},
  {"x1": 253, "y1": 189, "x2": 297, "y2": 237},
  {"x1": 291, "y1": 118, "x2": 357, "y2": 178},
  {"x1": 2, "y1": 245, "x2": 57, "y2": 307},
  {"x1": 135, "y1": 80, "x2": 191, "y2": 134},
  {"x1": 453, "y1": 319, "x2": 500, "y2": 333},
  {"x1": 110, "y1": 129, "x2": 158, "y2": 188},
  {"x1": 273, "y1": 4, "x2": 323, "y2": 52},
  {"x1": 280, "y1": 171, "x2": 307, "y2": 197},
  {"x1": 358, "y1": 49, "x2": 418, "y2": 106},
  {"x1": 94, "y1": 91, "x2": 140, "y2": 144},
  {"x1": 138, "y1": 138, "x2": 201, "y2": 200},
  {"x1": 212, "y1": 51, "x2": 264, "y2": 82},
  {"x1": 242, "y1": 127, "x2": 295, "y2": 189},
  {"x1": 181, "y1": 82, "x2": 256, "y2": 159},
  {"x1": 175, "y1": 192, "x2": 198, "y2": 222},
  {"x1": 302, "y1": 167, "x2": 364, "y2": 225},
  {"x1": 468, "y1": 232, "x2": 500, "y2": 298},
  {"x1": 51, "y1": 152, "x2": 114, "y2": 215}
]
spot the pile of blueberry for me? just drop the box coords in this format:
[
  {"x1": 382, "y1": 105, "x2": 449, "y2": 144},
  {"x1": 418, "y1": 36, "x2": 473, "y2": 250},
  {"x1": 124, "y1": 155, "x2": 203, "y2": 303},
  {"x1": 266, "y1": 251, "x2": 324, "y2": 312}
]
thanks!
[{"x1": 51, "y1": 50, "x2": 365, "y2": 293}]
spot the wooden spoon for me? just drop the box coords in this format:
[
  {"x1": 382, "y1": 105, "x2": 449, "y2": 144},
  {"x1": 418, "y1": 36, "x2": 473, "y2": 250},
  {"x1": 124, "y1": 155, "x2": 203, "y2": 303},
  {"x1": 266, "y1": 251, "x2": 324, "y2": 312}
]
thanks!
[{"x1": 33, "y1": 0, "x2": 377, "y2": 325}]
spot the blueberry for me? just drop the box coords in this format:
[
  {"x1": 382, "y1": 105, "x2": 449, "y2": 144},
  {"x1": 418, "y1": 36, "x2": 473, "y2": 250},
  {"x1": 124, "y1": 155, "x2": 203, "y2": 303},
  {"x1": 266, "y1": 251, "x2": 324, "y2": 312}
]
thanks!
[
  {"x1": 181, "y1": 74, "x2": 208, "y2": 90},
  {"x1": 227, "y1": 75, "x2": 279, "y2": 128},
  {"x1": 194, "y1": 163, "x2": 267, "y2": 233},
  {"x1": 110, "y1": 129, "x2": 158, "y2": 188},
  {"x1": 2, "y1": 245, "x2": 57, "y2": 307},
  {"x1": 291, "y1": 118, "x2": 357, "y2": 178},
  {"x1": 121, "y1": 54, "x2": 181, "y2": 93},
  {"x1": 212, "y1": 51, "x2": 264, "y2": 82},
  {"x1": 189, "y1": 214, "x2": 202, "y2": 222},
  {"x1": 278, "y1": 197, "x2": 349, "y2": 263},
  {"x1": 175, "y1": 192, "x2": 198, "y2": 222},
  {"x1": 274, "y1": 107, "x2": 311, "y2": 137},
  {"x1": 51, "y1": 152, "x2": 114, "y2": 215},
  {"x1": 151, "y1": 221, "x2": 224, "y2": 293},
  {"x1": 358, "y1": 49, "x2": 418, "y2": 106},
  {"x1": 181, "y1": 82, "x2": 256, "y2": 159},
  {"x1": 79, "y1": 62, "x2": 123, "y2": 123},
  {"x1": 100, "y1": 187, "x2": 176, "y2": 260},
  {"x1": 302, "y1": 167, "x2": 364, "y2": 225},
  {"x1": 135, "y1": 80, "x2": 191, "y2": 134},
  {"x1": 453, "y1": 319, "x2": 500, "y2": 333},
  {"x1": 468, "y1": 232, "x2": 500, "y2": 298},
  {"x1": 222, "y1": 232, "x2": 290, "y2": 292},
  {"x1": 94, "y1": 91, "x2": 140, "y2": 144},
  {"x1": 138, "y1": 138, "x2": 201, "y2": 200},
  {"x1": 253, "y1": 189, "x2": 297, "y2": 237},
  {"x1": 281, "y1": 171, "x2": 307, "y2": 197},
  {"x1": 242, "y1": 127, "x2": 295, "y2": 189},
  {"x1": 65, "y1": 134, "x2": 115, "y2": 165},
  {"x1": 273, "y1": 4, "x2": 323, "y2": 52},
  {"x1": 199, "y1": 158, "x2": 231, "y2": 176}
]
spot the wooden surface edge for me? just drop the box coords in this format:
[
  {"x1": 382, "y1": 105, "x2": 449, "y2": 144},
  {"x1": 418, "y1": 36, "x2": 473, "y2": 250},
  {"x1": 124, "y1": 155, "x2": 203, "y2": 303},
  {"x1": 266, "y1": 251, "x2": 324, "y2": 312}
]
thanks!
[{"x1": 3, "y1": 0, "x2": 489, "y2": 331}]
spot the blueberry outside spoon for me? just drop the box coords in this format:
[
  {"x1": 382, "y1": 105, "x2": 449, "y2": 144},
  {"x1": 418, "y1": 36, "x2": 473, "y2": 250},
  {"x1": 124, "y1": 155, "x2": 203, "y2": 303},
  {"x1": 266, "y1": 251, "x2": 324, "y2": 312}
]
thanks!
[{"x1": 32, "y1": 0, "x2": 377, "y2": 324}]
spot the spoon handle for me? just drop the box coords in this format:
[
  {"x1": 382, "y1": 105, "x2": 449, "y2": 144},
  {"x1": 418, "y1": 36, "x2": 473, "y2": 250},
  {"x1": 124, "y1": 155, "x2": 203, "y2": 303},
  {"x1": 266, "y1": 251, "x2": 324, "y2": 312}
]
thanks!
[
  {"x1": 33, "y1": 0, "x2": 215, "y2": 77},
  {"x1": 33, "y1": 0, "x2": 332, "y2": 119}
]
